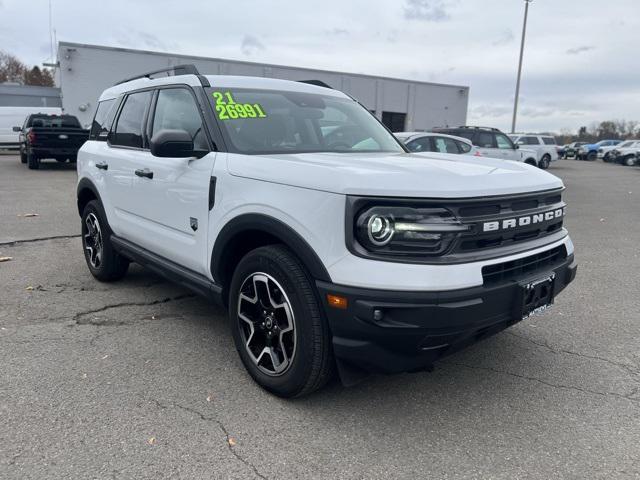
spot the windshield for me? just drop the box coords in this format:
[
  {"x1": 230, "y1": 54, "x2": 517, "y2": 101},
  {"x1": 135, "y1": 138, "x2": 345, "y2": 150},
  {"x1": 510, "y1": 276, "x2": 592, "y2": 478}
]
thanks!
[
  {"x1": 618, "y1": 141, "x2": 634, "y2": 148},
  {"x1": 207, "y1": 88, "x2": 405, "y2": 155}
]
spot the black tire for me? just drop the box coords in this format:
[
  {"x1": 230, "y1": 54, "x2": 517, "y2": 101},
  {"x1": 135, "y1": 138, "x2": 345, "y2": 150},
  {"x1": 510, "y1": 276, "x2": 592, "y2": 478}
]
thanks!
[
  {"x1": 68, "y1": 156, "x2": 77, "y2": 163},
  {"x1": 26, "y1": 152, "x2": 39, "y2": 170},
  {"x1": 81, "y1": 200, "x2": 129, "y2": 281},
  {"x1": 539, "y1": 155, "x2": 551, "y2": 169},
  {"x1": 623, "y1": 156, "x2": 636, "y2": 167},
  {"x1": 20, "y1": 149, "x2": 27, "y2": 164},
  {"x1": 229, "y1": 245, "x2": 334, "y2": 398},
  {"x1": 587, "y1": 151, "x2": 597, "y2": 161}
]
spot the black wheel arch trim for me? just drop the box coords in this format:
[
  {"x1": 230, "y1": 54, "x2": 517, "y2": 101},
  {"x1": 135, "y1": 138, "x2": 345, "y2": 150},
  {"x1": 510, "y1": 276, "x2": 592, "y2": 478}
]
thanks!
[
  {"x1": 211, "y1": 213, "x2": 332, "y2": 285},
  {"x1": 76, "y1": 177, "x2": 101, "y2": 216}
]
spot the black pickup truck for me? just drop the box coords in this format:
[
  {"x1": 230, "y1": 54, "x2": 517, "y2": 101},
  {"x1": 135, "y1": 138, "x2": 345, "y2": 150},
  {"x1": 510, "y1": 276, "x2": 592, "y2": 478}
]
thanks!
[{"x1": 14, "y1": 114, "x2": 89, "y2": 170}]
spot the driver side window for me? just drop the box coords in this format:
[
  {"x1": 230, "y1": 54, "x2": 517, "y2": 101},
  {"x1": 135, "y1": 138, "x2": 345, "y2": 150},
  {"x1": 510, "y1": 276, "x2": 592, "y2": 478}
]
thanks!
[
  {"x1": 495, "y1": 133, "x2": 514, "y2": 150},
  {"x1": 151, "y1": 88, "x2": 208, "y2": 150}
]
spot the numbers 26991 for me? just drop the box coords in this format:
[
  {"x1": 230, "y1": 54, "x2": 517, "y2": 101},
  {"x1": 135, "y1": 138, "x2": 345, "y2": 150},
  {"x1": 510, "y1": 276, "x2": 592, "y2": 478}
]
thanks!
[{"x1": 212, "y1": 91, "x2": 267, "y2": 120}]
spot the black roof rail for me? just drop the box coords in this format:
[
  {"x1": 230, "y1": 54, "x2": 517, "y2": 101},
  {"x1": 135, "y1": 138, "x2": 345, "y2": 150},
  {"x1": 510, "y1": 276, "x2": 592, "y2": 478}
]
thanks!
[
  {"x1": 456, "y1": 126, "x2": 501, "y2": 131},
  {"x1": 297, "y1": 80, "x2": 333, "y2": 89},
  {"x1": 115, "y1": 64, "x2": 201, "y2": 86}
]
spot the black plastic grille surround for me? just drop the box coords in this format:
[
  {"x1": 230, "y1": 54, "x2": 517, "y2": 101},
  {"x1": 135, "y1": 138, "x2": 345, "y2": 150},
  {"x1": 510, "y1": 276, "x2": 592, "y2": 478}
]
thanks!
[
  {"x1": 482, "y1": 245, "x2": 567, "y2": 285},
  {"x1": 346, "y1": 188, "x2": 567, "y2": 264}
]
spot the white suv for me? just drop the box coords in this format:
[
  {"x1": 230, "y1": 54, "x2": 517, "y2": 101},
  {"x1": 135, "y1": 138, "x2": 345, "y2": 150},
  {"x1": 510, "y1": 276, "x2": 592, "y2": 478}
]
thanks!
[
  {"x1": 509, "y1": 134, "x2": 559, "y2": 169},
  {"x1": 77, "y1": 65, "x2": 577, "y2": 397}
]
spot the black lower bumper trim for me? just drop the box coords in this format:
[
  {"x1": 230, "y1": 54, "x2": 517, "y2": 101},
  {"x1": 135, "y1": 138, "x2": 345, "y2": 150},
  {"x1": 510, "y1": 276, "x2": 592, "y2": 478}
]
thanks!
[{"x1": 317, "y1": 254, "x2": 576, "y2": 374}]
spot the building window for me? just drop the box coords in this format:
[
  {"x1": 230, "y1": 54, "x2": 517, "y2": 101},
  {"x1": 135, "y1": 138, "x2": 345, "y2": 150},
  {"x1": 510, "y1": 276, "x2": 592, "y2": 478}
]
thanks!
[{"x1": 381, "y1": 111, "x2": 406, "y2": 132}]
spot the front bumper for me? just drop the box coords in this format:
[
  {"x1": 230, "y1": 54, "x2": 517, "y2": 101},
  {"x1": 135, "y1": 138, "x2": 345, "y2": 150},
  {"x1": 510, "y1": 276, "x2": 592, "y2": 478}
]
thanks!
[{"x1": 317, "y1": 253, "x2": 576, "y2": 375}]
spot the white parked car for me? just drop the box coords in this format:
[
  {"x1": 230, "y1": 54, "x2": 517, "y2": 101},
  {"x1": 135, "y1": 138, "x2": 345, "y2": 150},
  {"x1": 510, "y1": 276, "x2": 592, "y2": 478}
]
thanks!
[
  {"x1": 433, "y1": 126, "x2": 543, "y2": 168},
  {"x1": 76, "y1": 65, "x2": 576, "y2": 397},
  {"x1": 610, "y1": 141, "x2": 640, "y2": 166},
  {"x1": 600, "y1": 140, "x2": 639, "y2": 162},
  {"x1": 0, "y1": 106, "x2": 62, "y2": 149},
  {"x1": 508, "y1": 134, "x2": 559, "y2": 168},
  {"x1": 394, "y1": 131, "x2": 480, "y2": 156}
]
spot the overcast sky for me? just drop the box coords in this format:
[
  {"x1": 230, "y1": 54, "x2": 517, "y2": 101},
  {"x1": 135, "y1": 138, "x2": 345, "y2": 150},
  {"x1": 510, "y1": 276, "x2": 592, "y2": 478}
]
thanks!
[{"x1": 1, "y1": 0, "x2": 638, "y2": 133}]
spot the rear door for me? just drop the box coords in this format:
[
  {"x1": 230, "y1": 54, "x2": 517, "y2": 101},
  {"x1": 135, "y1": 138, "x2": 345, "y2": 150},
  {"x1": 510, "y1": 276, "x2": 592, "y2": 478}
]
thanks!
[
  {"x1": 473, "y1": 131, "x2": 501, "y2": 158},
  {"x1": 104, "y1": 89, "x2": 154, "y2": 238},
  {"x1": 126, "y1": 86, "x2": 216, "y2": 274}
]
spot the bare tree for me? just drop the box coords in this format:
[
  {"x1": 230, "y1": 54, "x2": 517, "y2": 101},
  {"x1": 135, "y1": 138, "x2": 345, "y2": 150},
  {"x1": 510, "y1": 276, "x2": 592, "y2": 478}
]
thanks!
[
  {"x1": 0, "y1": 51, "x2": 27, "y2": 83},
  {"x1": 0, "y1": 51, "x2": 55, "y2": 86}
]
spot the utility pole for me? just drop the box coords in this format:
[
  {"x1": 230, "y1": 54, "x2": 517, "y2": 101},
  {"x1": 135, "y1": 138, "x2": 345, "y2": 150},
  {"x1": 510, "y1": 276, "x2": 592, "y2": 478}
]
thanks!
[{"x1": 511, "y1": 0, "x2": 532, "y2": 134}]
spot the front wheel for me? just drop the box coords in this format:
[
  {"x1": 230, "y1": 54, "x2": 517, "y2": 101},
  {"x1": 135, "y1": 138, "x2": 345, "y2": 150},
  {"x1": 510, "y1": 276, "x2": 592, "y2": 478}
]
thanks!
[
  {"x1": 587, "y1": 151, "x2": 597, "y2": 161},
  {"x1": 81, "y1": 200, "x2": 129, "y2": 281},
  {"x1": 20, "y1": 149, "x2": 27, "y2": 164},
  {"x1": 623, "y1": 156, "x2": 636, "y2": 167},
  {"x1": 229, "y1": 245, "x2": 334, "y2": 397}
]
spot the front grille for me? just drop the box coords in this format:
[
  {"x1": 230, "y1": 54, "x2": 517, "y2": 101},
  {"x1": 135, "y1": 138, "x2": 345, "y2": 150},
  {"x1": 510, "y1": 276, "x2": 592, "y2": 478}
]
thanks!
[
  {"x1": 446, "y1": 189, "x2": 566, "y2": 254},
  {"x1": 482, "y1": 245, "x2": 567, "y2": 285}
]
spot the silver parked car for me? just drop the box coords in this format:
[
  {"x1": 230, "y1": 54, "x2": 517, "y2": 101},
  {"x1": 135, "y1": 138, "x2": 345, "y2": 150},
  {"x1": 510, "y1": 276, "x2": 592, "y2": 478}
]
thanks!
[{"x1": 395, "y1": 132, "x2": 480, "y2": 156}]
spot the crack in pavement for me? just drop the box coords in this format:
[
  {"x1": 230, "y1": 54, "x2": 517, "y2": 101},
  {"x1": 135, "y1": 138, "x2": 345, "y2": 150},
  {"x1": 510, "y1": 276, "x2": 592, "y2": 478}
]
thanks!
[
  {"x1": 0, "y1": 234, "x2": 81, "y2": 247},
  {"x1": 73, "y1": 294, "x2": 197, "y2": 326},
  {"x1": 506, "y1": 331, "x2": 640, "y2": 378},
  {"x1": 151, "y1": 399, "x2": 268, "y2": 480},
  {"x1": 447, "y1": 361, "x2": 640, "y2": 406}
]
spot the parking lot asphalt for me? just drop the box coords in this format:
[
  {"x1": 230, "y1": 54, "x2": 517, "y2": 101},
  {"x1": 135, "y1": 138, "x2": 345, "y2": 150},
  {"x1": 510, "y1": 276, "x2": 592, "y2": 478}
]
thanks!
[{"x1": 1, "y1": 154, "x2": 639, "y2": 479}]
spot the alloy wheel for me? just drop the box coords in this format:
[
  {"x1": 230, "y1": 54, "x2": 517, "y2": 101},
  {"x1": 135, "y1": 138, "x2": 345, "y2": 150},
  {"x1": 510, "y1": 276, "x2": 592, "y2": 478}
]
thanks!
[
  {"x1": 84, "y1": 212, "x2": 103, "y2": 268},
  {"x1": 237, "y1": 272, "x2": 296, "y2": 376}
]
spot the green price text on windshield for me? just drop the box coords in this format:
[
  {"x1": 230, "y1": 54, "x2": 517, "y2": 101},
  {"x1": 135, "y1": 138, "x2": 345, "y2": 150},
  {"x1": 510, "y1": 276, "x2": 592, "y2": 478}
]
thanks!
[{"x1": 212, "y1": 91, "x2": 267, "y2": 120}]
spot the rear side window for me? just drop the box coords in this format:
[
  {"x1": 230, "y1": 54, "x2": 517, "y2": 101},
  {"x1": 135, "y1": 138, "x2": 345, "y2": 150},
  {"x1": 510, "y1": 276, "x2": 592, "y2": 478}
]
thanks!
[
  {"x1": 111, "y1": 91, "x2": 152, "y2": 148},
  {"x1": 542, "y1": 137, "x2": 556, "y2": 145},
  {"x1": 89, "y1": 99, "x2": 116, "y2": 140},
  {"x1": 522, "y1": 136, "x2": 540, "y2": 145},
  {"x1": 433, "y1": 136, "x2": 459, "y2": 154},
  {"x1": 475, "y1": 132, "x2": 495, "y2": 148}
]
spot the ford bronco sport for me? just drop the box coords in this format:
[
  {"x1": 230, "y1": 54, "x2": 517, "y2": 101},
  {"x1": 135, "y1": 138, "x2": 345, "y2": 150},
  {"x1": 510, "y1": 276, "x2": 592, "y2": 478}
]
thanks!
[{"x1": 77, "y1": 65, "x2": 577, "y2": 397}]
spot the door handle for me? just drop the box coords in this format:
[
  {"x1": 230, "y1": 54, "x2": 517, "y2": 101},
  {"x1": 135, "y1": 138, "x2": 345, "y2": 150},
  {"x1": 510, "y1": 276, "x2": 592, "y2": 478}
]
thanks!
[
  {"x1": 95, "y1": 162, "x2": 108, "y2": 170},
  {"x1": 135, "y1": 168, "x2": 153, "y2": 179}
]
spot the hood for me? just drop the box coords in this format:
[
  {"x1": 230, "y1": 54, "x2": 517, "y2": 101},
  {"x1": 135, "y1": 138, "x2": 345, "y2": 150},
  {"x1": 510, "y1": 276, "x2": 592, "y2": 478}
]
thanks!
[{"x1": 227, "y1": 151, "x2": 563, "y2": 198}]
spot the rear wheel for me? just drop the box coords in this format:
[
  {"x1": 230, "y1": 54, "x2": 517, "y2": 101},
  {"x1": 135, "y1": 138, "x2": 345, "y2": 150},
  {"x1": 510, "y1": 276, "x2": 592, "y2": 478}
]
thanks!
[
  {"x1": 26, "y1": 152, "x2": 39, "y2": 170},
  {"x1": 229, "y1": 245, "x2": 334, "y2": 397},
  {"x1": 587, "y1": 151, "x2": 597, "y2": 161},
  {"x1": 623, "y1": 156, "x2": 636, "y2": 167},
  {"x1": 81, "y1": 200, "x2": 129, "y2": 281},
  {"x1": 539, "y1": 155, "x2": 551, "y2": 169}
]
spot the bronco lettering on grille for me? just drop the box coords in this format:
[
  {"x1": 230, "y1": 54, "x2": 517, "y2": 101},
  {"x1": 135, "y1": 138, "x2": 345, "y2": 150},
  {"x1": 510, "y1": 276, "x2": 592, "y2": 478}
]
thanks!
[{"x1": 482, "y1": 207, "x2": 565, "y2": 232}]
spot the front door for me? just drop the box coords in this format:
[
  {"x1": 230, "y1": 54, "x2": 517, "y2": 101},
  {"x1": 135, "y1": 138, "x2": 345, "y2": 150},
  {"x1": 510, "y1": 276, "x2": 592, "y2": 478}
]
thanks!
[{"x1": 125, "y1": 87, "x2": 215, "y2": 275}]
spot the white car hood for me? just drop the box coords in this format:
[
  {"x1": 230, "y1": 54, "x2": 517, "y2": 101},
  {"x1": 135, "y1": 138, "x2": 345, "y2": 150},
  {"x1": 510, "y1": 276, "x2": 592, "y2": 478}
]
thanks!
[{"x1": 227, "y1": 151, "x2": 563, "y2": 198}]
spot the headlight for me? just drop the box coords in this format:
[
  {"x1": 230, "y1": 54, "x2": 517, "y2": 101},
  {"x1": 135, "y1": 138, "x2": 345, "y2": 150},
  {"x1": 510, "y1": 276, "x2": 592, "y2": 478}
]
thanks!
[{"x1": 355, "y1": 206, "x2": 469, "y2": 256}]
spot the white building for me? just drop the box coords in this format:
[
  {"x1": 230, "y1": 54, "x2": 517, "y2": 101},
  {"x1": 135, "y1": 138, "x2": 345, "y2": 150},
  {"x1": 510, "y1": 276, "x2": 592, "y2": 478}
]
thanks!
[{"x1": 56, "y1": 42, "x2": 469, "y2": 131}]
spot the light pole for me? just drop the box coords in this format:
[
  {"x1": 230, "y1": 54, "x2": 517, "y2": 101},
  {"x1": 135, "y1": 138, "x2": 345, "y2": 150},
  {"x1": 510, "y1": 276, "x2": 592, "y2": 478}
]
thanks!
[{"x1": 511, "y1": 0, "x2": 533, "y2": 134}]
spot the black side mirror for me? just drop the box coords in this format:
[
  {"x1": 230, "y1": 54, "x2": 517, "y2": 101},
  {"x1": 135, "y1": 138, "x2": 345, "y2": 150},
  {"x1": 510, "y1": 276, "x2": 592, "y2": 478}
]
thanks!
[
  {"x1": 150, "y1": 129, "x2": 201, "y2": 158},
  {"x1": 12, "y1": 126, "x2": 21, "y2": 132},
  {"x1": 514, "y1": 144, "x2": 520, "y2": 149}
]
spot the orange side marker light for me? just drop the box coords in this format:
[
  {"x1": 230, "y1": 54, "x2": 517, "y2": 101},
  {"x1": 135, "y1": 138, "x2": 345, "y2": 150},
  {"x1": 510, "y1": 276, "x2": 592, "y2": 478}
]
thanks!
[{"x1": 327, "y1": 294, "x2": 348, "y2": 309}]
